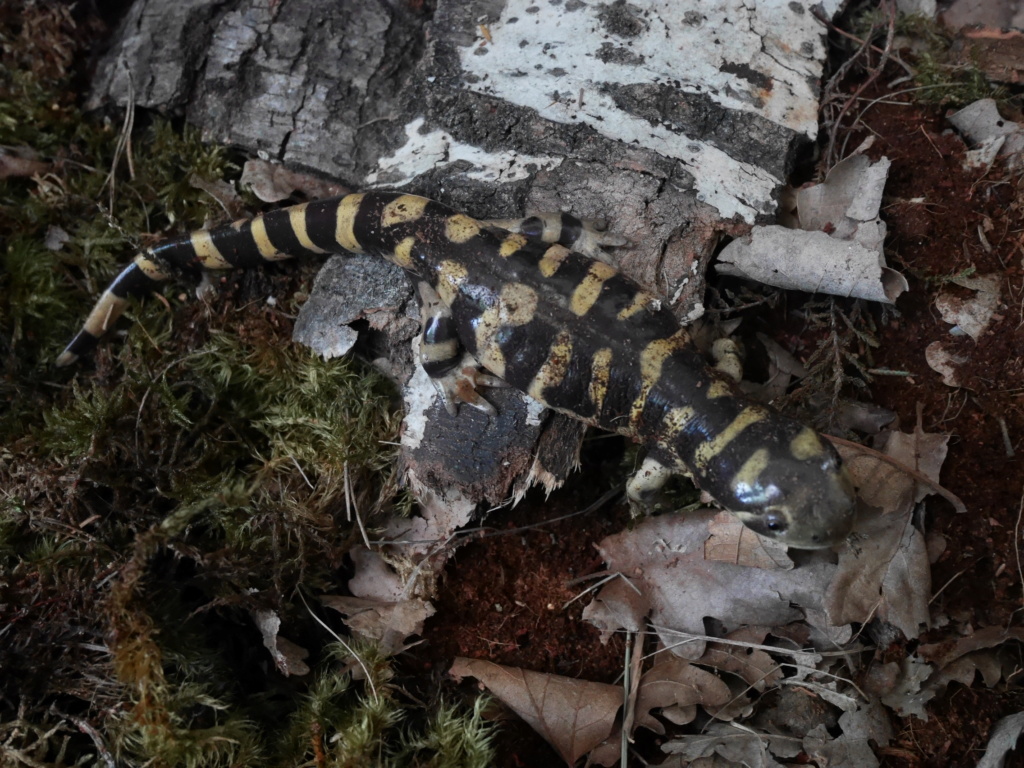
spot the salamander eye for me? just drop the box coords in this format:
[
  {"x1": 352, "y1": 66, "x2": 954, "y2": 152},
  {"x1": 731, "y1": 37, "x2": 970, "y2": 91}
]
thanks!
[{"x1": 763, "y1": 510, "x2": 788, "y2": 533}]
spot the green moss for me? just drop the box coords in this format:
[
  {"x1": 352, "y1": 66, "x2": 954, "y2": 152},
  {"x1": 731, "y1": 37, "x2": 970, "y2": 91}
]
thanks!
[
  {"x1": 395, "y1": 697, "x2": 496, "y2": 768},
  {"x1": 850, "y1": 10, "x2": 1001, "y2": 108},
  {"x1": 1, "y1": 6, "x2": 497, "y2": 767}
]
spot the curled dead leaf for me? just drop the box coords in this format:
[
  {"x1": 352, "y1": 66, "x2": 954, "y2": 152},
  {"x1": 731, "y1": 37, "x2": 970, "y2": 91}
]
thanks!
[{"x1": 449, "y1": 657, "x2": 621, "y2": 765}]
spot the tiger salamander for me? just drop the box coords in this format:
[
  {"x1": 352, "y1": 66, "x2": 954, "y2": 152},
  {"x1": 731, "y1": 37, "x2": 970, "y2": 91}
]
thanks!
[{"x1": 59, "y1": 192, "x2": 857, "y2": 548}]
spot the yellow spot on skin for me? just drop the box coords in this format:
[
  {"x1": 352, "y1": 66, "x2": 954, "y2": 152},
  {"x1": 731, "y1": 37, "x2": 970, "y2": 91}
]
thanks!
[
  {"x1": 789, "y1": 427, "x2": 825, "y2": 461},
  {"x1": 731, "y1": 448, "x2": 771, "y2": 494},
  {"x1": 528, "y1": 331, "x2": 573, "y2": 401},
  {"x1": 707, "y1": 380, "x2": 733, "y2": 399},
  {"x1": 436, "y1": 260, "x2": 468, "y2": 306},
  {"x1": 446, "y1": 213, "x2": 482, "y2": 244},
  {"x1": 662, "y1": 405, "x2": 696, "y2": 438},
  {"x1": 190, "y1": 230, "x2": 231, "y2": 269},
  {"x1": 472, "y1": 282, "x2": 537, "y2": 379},
  {"x1": 617, "y1": 291, "x2": 654, "y2": 320},
  {"x1": 588, "y1": 347, "x2": 613, "y2": 412},
  {"x1": 693, "y1": 407, "x2": 768, "y2": 470},
  {"x1": 538, "y1": 245, "x2": 570, "y2": 277},
  {"x1": 334, "y1": 194, "x2": 365, "y2": 252},
  {"x1": 249, "y1": 216, "x2": 288, "y2": 260},
  {"x1": 499, "y1": 233, "x2": 529, "y2": 258},
  {"x1": 382, "y1": 195, "x2": 428, "y2": 227},
  {"x1": 391, "y1": 237, "x2": 417, "y2": 270},
  {"x1": 570, "y1": 260, "x2": 618, "y2": 316},
  {"x1": 498, "y1": 282, "x2": 538, "y2": 326},
  {"x1": 288, "y1": 204, "x2": 327, "y2": 254}
]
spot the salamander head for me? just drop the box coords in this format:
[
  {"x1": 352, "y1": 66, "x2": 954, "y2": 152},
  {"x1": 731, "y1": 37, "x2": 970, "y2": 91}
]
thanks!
[{"x1": 723, "y1": 437, "x2": 856, "y2": 549}]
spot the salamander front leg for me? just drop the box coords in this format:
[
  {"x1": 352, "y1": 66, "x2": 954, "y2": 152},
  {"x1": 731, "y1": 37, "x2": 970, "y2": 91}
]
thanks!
[
  {"x1": 483, "y1": 211, "x2": 628, "y2": 262},
  {"x1": 417, "y1": 282, "x2": 506, "y2": 417}
]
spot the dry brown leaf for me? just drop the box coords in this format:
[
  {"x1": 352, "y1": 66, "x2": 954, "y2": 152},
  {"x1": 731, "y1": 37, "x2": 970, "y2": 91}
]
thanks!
[
  {"x1": 633, "y1": 656, "x2": 732, "y2": 734},
  {"x1": 705, "y1": 512, "x2": 794, "y2": 569},
  {"x1": 824, "y1": 415, "x2": 952, "y2": 638},
  {"x1": 321, "y1": 595, "x2": 434, "y2": 655},
  {"x1": 924, "y1": 340, "x2": 969, "y2": 387},
  {"x1": 252, "y1": 609, "x2": 310, "y2": 677},
  {"x1": 190, "y1": 174, "x2": 246, "y2": 219},
  {"x1": 697, "y1": 627, "x2": 784, "y2": 692},
  {"x1": 934, "y1": 273, "x2": 1001, "y2": 340},
  {"x1": 449, "y1": 657, "x2": 621, "y2": 765},
  {"x1": 348, "y1": 547, "x2": 407, "y2": 601},
  {"x1": 240, "y1": 158, "x2": 348, "y2": 202},
  {"x1": 591, "y1": 511, "x2": 839, "y2": 659},
  {"x1": 824, "y1": 508, "x2": 930, "y2": 638},
  {"x1": 337, "y1": 546, "x2": 438, "y2": 655},
  {"x1": 846, "y1": 422, "x2": 950, "y2": 513},
  {"x1": 580, "y1": 576, "x2": 649, "y2": 642},
  {"x1": 803, "y1": 701, "x2": 892, "y2": 768},
  {"x1": 662, "y1": 722, "x2": 787, "y2": 767},
  {"x1": 919, "y1": 626, "x2": 1024, "y2": 668}
]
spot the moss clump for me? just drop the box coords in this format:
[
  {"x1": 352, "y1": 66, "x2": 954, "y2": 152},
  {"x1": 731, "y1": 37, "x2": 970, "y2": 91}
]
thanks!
[
  {"x1": 850, "y1": 10, "x2": 1002, "y2": 108},
  {"x1": 1, "y1": 3, "x2": 488, "y2": 766}
]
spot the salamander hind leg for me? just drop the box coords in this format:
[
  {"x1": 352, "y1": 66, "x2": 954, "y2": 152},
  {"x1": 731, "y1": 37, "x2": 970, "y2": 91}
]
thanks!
[
  {"x1": 626, "y1": 455, "x2": 674, "y2": 505},
  {"x1": 483, "y1": 211, "x2": 628, "y2": 262},
  {"x1": 416, "y1": 282, "x2": 506, "y2": 417}
]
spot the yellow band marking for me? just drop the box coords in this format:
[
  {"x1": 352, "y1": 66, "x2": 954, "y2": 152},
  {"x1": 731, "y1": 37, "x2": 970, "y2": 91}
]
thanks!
[
  {"x1": 538, "y1": 245, "x2": 570, "y2": 277},
  {"x1": 334, "y1": 194, "x2": 365, "y2": 253},
  {"x1": 391, "y1": 237, "x2": 417, "y2": 270},
  {"x1": 436, "y1": 259, "x2": 468, "y2": 306},
  {"x1": 693, "y1": 407, "x2": 768, "y2": 470},
  {"x1": 731, "y1": 448, "x2": 771, "y2": 494},
  {"x1": 248, "y1": 216, "x2": 288, "y2": 260},
  {"x1": 85, "y1": 292, "x2": 128, "y2": 335},
  {"x1": 527, "y1": 331, "x2": 573, "y2": 401},
  {"x1": 628, "y1": 330, "x2": 691, "y2": 426},
  {"x1": 499, "y1": 233, "x2": 529, "y2": 258},
  {"x1": 588, "y1": 347, "x2": 613, "y2": 413},
  {"x1": 288, "y1": 204, "x2": 327, "y2": 254},
  {"x1": 617, "y1": 291, "x2": 654, "y2": 320},
  {"x1": 382, "y1": 195, "x2": 429, "y2": 228},
  {"x1": 640, "y1": 330, "x2": 690, "y2": 383},
  {"x1": 662, "y1": 405, "x2": 697, "y2": 438},
  {"x1": 789, "y1": 427, "x2": 825, "y2": 461},
  {"x1": 446, "y1": 213, "x2": 482, "y2": 244},
  {"x1": 135, "y1": 253, "x2": 169, "y2": 280},
  {"x1": 190, "y1": 230, "x2": 231, "y2": 269},
  {"x1": 706, "y1": 380, "x2": 733, "y2": 399},
  {"x1": 570, "y1": 260, "x2": 618, "y2": 316}
]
